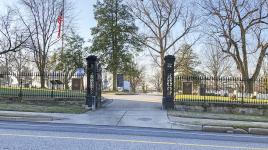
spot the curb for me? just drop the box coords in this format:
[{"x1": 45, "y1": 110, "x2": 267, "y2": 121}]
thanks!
[
  {"x1": 202, "y1": 125, "x2": 268, "y2": 135},
  {"x1": 169, "y1": 120, "x2": 268, "y2": 135},
  {"x1": 0, "y1": 116, "x2": 54, "y2": 122},
  {"x1": 169, "y1": 121, "x2": 202, "y2": 131},
  {"x1": 249, "y1": 128, "x2": 268, "y2": 135},
  {"x1": 202, "y1": 125, "x2": 234, "y2": 133},
  {"x1": 0, "y1": 115, "x2": 64, "y2": 122}
]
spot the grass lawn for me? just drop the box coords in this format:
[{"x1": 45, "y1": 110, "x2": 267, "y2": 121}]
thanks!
[
  {"x1": 0, "y1": 87, "x2": 88, "y2": 113},
  {"x1": 175, "y1": 94, "x2": 268, "y2": 104},
  {"x1": 0, "y1": 103, "x2": 88, "y2": 114},
  {"x1": 0, "y1": 87, "x2": 85, "y2": 98}
]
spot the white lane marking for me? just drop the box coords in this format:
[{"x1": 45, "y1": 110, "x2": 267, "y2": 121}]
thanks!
[
  {"x1": 0, "y1": 122, "x2": 267, "y2": 140},
  {"x1": 0, "y1": 133, "x2": 266, "y2": 150}
]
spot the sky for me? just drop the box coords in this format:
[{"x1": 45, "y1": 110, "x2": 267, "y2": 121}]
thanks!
[
  {"x1": 1, "y1": 0, "x2": 268, "y2": 81},
  {"x1": 0, "y1": 0, "x2": 155, "y2": 79},
  {"x1": 0, "y1": 0, "x2": 97, "y2": 41}
]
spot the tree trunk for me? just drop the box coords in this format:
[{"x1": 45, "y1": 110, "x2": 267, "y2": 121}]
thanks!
[
  {"x1": 40, "y1": 73, "x2": 45, "y2": 88},
  {"x1": 244, "y1": 79, "x2": 254, "y2": 94},
  {"x1": 112, "y1": 70, "x2": 117, "y2": 91},
  {"x1": 214, "y1": 75, "x2": 219, "y2": 92},
  {"x1": 132, "y1": 84, "x2": 136, "y2": 93},
  {"x1": 64, "y1": 76, "x2": 69, "y2": 90},
  {"x1": 160, "y1": 52, "x2": 165, "y2": 92}
]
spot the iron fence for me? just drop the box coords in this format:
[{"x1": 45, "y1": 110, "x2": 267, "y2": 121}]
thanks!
[
  {"x1": 175, "y1": 76, "x2": 268, "y2": 105},
  {"x1": 0, "y1": 72, "x2": 86, "y2": 99}
]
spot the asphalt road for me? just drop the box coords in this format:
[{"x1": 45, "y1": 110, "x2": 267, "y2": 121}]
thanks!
[{"x1": 0, "y1": 121, "x2": 268, "y2": 150}]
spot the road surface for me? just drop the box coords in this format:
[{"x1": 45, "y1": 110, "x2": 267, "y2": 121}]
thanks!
[{"x1": 0, "y1": 121, "x2": 267, "y2": 150}]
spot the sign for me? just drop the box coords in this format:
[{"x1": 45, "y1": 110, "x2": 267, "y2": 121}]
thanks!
[
  {"x1": 76, "y1": 68, "x2": 85, "y2": 76},
  {"x1": 72, "y1": 78, "x2": 84, "y2": 90},
  {"x1": 117, "y1": 74, "x2": 124, "y2": 87},
  {"x1": 182, "y1": 82, "x2": 193, "y2": 95}
]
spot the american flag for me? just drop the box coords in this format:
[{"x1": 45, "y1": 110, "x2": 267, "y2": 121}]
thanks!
[{"x1": 57, "y1": 9, "x2": 64, "y2": 39}]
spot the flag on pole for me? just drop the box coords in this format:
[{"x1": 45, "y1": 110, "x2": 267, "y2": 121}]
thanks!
[{"x1": 57, "y1": 9, "x2": 64, "y2": 39}]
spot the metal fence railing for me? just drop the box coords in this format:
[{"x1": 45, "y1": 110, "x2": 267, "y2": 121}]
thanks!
[
  {"x1": 0, "y1": 72, "x2": 86, "y2": 99},
  {"x1": 175, "y1": 76, "x2": 268, "y2": 105}
]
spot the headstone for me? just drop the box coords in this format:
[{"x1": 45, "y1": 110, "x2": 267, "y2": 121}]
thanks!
[
  {"x1": 72, "y1": 78, "x2": 83, "y2": 90},
  {"x1": 199, "y1": 83, "x2": 206, "y2": 96},
  {"x1": 117, "y1": 74, "x2": 124, "y2": 88},
  {"x1": 183, "y1": 82, "x2": 193, "y2": 95}
]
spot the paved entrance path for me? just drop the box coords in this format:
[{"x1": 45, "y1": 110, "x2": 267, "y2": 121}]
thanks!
[
  {"x1": 97, "y1": 94, "x2": 170, "y2": 128},
  {"x1": 51, "y1": 94, "x2": 174, "y2": 129}
]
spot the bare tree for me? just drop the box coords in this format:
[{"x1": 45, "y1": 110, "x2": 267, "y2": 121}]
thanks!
[
  {"x1": 20, "y1": 0, "x2": 66, "y2": 88},
  {"x1": 203, "y1": 44, "x2": 232, "y2": 91},
  {"x1": 0, "y1": 8, "x2": 29, "y2": 55},
  {"x1": 130, "y1": 0, "x2": 198, "y2": 82},
  {"x1": 10, "y1": 49, "x2": 32, "y2": 82},
  {"x1": 0, "y1": 53, "x2": 14, "y2": 85},
  {"x1": 205, "y1": 44, "x2": 232, "y2": 78},
  {"x1": 150, "y1": 69, "x2": 162, "y2": 92},
  {"x1": 202, "y1": 0, "x2": 268, "y2": 93}
]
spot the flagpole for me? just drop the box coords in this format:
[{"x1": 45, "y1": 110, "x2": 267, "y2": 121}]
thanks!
[{"x1": 61, "y1": 0, "x2": 65, "y2": 55}]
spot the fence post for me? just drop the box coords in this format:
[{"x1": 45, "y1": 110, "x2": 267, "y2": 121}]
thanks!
[
  {"x1": 51, "y1": 83, "x2": 54, "y2": 98},
  {"x1": 19, "y1": 79, "x2": 23, "y2": 101},
  {"x1": 241, "y1": 79, "x2": 244, "y2": 104},
  {"x1": 86, "y1": 55, "x2": 98, "y2": 108},
  {"x1": 162, "y1": 55, "x2": 175, "y2": 109}
]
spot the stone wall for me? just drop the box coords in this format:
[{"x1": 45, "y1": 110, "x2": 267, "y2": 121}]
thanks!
[{"x1": 175, "y1": 102, "x2": 268, "y2": 116}]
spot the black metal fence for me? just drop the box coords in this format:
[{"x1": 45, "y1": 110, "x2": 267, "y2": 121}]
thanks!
[
  {"x1": 0, "y1": 72, "x2": 86, "y2": 99},
  {"x1": 175, "y1": 76, "x2": 268, "y2": 105}
]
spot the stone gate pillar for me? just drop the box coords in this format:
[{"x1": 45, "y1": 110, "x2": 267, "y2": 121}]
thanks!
[
  {"x1": 86, "y1": 55, "x2": 98, "y2": 108},
  {"x1": 162, "y1": 55, "x2": 175, "y2": 109}
]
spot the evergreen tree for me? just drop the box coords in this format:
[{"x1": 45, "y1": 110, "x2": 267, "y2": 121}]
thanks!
[
  {"x1": 50, "y1": 31, "x2": 85, "y2": 89},
  {"x1": 90, "y1": 0, "x2": 142, "y2": 91},
  {"x1": 175, "y1": 44, "x2": 200, "y2": 76}
]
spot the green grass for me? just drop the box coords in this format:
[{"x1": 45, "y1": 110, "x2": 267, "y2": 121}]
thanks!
[
  {"x1": 176, "y1": 94, "x2": 268, "y2": 104},
  {"x1": 0, "y1": 87, "x2": 85, "y2": 98},
  {"x1": 0, "y1": 87, "x2": 89, "y2": 113},
  {"x1": 0, "y1": 103, "x2": 87, "y2": 114}
]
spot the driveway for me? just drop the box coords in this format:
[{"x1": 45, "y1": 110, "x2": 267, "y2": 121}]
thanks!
[
  {"x1": 47, "y1": 94, "x2": 175, "y2": 129},
  {"x1": 99, "y1": 94, "x2": 169, "y2": 128}
]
